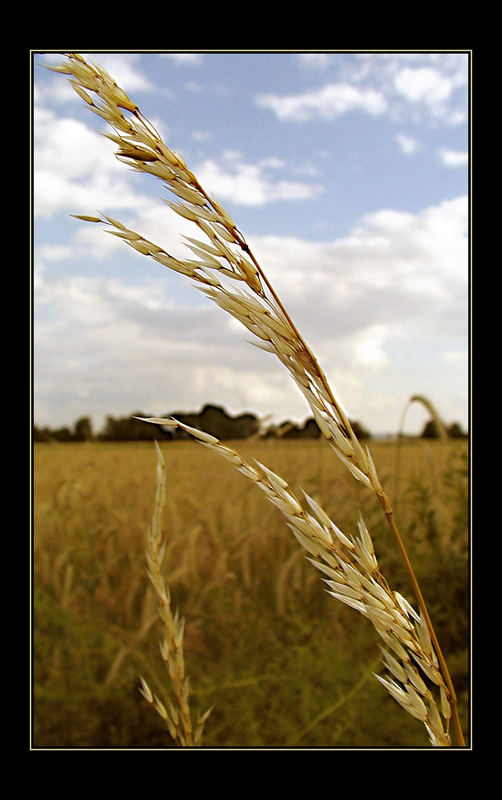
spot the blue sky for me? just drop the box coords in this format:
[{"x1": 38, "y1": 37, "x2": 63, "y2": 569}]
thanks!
[{"x1": 33, "y1": 51, "x2": 469, "y2": 436}]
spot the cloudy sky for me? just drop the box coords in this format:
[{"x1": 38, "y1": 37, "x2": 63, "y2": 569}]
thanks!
[{"x1": 33, "y1": 51, "x2": 469, "y2": 436}]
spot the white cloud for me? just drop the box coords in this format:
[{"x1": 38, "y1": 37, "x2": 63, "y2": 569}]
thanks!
[
  {"x1": 394, "y1": 67, "x2": 453, "y2": 105},
  {"x1": 34, "y1": 74, "x2": 76, "y2": 106},
  {"x1": 391, "y1": 65, "x2": 465, "y2": 123},
  {"x1": 36, "y1": 244, "x2": 72, "y2": 262},
  {"x1": 283, "y1": 53, "x2": 468, "y2": 127},
  {"x1": 33, "y1": 103, "x2": 167, "y2": 219},
  {"x1": 438, "y1": 148, "x2": 468, "y2": 167},
  {"x1": 251, "y1": 195, "x2": 467, "y2": 321},
  {"x1": 33, "y1": 108, "x2": 129, "y2": 217},
  {"x1": 395, "y1": 133, "x2": 420, "y2": 155},
  {"x1": 297, "y1": 53, "x2": 333, "y2": 69},
  {"x1": 34, "y1": 114, "x2": 117, "y2": 181},
  {"x1": 194, "y1": 150, "x2": 322, "y2": 206},
  {"x1": 34, "y1": 166, "x2": 146, "y2": 220},
  {"x1": 191, "y1": 130, "x2": 211, "y2": 141},
  {"x1": 159, "y1": 53, "x2": 203, "y2": 66},
  {"x1": 256, "y1": 82, "x2": 387, "y2": 121},
  {"x1": 352, "y1": 325, "x2": 390, "y2": 369}
]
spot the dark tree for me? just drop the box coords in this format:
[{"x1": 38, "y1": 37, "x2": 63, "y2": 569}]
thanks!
[
  {"x1": 421, "y1": 420, "x2": 442, "y2": 439},
  {"x1": 73, "y1": 416, "x2": 93, "y2": 441},
  {"x1": 350, "y1": 420, "x2": 371, "y2": 440},
  {"x1": 447, "y1": 422, "x2": 467, "y2": 439},
  {"x1": 51, "y1": 426, "x2": 73, "y2": 442}
]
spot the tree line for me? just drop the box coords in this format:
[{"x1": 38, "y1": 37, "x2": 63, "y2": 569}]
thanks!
[{"x1": 33, "y1": 403, "x2": 467, "y2": 443}]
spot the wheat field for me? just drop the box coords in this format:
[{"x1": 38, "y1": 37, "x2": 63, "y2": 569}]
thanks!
[{"x1": 33, "y1": 436, "x2": 468, "y2": 748}]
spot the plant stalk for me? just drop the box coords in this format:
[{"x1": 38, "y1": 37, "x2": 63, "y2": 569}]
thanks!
[
  {"x1": 234, "y1": 231, "x2": 465, "y2": 747},
  {"x1": 379, "y1": 499, "x2": 465, "y2": 746}
]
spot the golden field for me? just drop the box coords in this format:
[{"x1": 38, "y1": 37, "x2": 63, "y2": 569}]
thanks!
[{"x1": 33, "y1": 437, "x2": 469, "y2": 748}]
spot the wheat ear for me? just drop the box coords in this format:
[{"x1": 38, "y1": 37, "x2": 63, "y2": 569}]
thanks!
[
  {"x1": 139, "y1": 441, "x2": 212, "y2": 746},
  {"x1": 51, "y1": 53, "x2": 465, "y2": 745}
]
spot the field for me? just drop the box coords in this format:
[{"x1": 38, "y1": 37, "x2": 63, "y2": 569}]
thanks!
[{"x1": 33, "y1": 437, "x2": 469, "y2": 749}]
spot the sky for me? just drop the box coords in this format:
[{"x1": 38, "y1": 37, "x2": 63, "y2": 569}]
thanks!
[{"x1": 32, "y1": 50, "x2": 470, "y2": 437}]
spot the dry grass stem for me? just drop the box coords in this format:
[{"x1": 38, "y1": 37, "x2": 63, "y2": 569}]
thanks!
[
  {"x1": 52, "y1": 54, "x2": 378, "y2": 496},
  {"x1": 140, "y1": 441, "x2": 212, "y2": 746},
  {"x1": 51, "y1": 53, "x2": 466, "y2": 746}
]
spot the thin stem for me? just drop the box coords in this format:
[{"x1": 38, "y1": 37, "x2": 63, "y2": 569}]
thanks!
[
  {"x1": 378, "y1": 498, "x2": 465, "y2": 746},
  {"x1": 233, "y1": 232, "x2": 465, "y2": 745}
]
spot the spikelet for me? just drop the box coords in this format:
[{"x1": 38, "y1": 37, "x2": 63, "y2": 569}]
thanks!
[{"x1": 139, "y1": 441, "x2": 212, "y2": 746}]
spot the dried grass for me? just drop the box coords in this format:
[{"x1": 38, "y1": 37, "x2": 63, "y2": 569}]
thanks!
[{"x1": 139, "y1": 443, "x2": 212, "y2": 745}]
